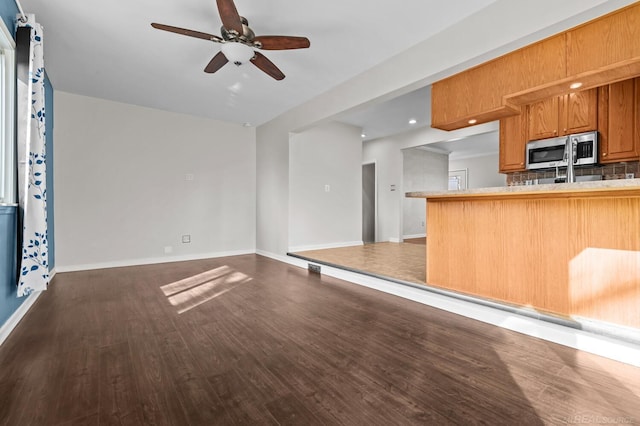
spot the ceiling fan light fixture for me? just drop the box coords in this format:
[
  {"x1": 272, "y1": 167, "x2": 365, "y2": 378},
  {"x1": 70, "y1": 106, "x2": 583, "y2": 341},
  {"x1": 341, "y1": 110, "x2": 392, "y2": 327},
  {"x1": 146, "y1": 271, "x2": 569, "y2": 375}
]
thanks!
[{"x1": 221, "y1": 42, "x2": 254, "y2": 66}]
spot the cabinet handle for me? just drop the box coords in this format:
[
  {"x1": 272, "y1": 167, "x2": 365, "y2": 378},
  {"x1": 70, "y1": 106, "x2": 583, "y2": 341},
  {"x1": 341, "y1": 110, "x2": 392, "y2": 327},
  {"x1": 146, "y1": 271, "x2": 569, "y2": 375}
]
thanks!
[
  {"x1": 553, "y1": 130, "x2": 558, "y2": 135},
  {"x1": 603, "y1": 152, "x2": 608, "y2": 157}
]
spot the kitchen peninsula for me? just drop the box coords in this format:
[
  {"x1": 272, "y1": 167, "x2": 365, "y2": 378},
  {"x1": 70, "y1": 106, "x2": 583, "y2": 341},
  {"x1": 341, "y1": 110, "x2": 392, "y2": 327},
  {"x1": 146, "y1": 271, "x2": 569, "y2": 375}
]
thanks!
[{"x1": 407, "y1": 179, "x2": 640, "y2": 330}]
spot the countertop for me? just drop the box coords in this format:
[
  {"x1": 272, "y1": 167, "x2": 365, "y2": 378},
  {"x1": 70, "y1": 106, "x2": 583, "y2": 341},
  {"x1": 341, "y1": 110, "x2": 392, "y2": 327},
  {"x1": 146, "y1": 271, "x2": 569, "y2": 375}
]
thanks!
[{"x1": 406, "y1": 178, "x2": 640, "y2": 201}]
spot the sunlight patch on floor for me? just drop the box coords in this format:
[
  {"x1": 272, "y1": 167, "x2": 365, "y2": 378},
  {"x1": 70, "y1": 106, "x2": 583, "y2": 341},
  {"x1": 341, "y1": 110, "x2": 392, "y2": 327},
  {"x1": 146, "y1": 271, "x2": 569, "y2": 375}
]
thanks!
[{"x1": 161, "y1": 266, "x2": 253, "y2": 314}]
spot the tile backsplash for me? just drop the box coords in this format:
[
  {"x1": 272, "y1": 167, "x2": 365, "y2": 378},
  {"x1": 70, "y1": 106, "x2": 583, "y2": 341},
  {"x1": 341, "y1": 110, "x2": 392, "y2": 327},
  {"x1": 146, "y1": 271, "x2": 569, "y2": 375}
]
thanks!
[{"x1": 507, "y1": 162, "x2": 639, "y2": 185}]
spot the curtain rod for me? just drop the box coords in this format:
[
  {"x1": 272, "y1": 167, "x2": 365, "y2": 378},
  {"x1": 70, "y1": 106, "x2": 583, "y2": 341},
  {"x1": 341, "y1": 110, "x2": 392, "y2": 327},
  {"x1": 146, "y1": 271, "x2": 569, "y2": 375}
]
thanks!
[{"x1": 14, "y1": 0, "x2": 27, "y2": 23}]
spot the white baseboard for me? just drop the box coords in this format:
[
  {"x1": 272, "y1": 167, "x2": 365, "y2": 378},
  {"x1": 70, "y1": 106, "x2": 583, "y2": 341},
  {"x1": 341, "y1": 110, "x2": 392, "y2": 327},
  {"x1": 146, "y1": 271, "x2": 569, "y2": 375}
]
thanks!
[
  {"x1": 257, "y1": 250, "x2": 307, "y2": 266},
  {"x1": 0, "y1": 290, "x2": 42, "y2": 347},
  {"x1": 55, "y1": 249, "x2": 256, "y2": 273},
  {"x1": 288, "y1": 241, "x2": 363, "y2": 253},
  {"x1": 388, "y1": 237, "x2": 400, "y2": 243},
  {"x1": 403, "y1": 233, "x2": 426, "y2": 240},
  {"x1": 260, "y1": 251, "x2": 640, "y2": 367}
]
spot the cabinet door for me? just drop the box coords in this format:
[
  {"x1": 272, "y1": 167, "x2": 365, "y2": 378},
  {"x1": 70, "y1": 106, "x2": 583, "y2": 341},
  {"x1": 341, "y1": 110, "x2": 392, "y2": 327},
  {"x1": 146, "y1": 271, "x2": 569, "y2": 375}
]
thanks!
[
  {"x1": 500, "y1": 108, "x2": 528, "y2": 173},
  {"x1": 560, "y1": 88, "x2": 598, "y2": 135},
  {"x1": 598, "y1": 78, "x2": 640, "y2": 163},
  {"x1": 527, "y1": 97, "x2": 559, "y2": 140}
]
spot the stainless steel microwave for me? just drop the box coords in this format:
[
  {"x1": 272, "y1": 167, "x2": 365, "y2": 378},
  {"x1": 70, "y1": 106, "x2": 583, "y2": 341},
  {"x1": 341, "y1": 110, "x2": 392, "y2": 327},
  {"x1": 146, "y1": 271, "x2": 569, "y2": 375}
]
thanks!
[{"x1": 525, "y1": 131, "x2": 598, "y2": 170}]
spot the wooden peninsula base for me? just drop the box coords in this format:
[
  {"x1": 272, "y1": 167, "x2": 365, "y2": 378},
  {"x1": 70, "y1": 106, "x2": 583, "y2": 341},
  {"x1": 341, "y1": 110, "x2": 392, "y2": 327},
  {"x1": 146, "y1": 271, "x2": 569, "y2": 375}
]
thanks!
[{"x1": 407, "y1": 181, "x2": 640, "y2": 329}]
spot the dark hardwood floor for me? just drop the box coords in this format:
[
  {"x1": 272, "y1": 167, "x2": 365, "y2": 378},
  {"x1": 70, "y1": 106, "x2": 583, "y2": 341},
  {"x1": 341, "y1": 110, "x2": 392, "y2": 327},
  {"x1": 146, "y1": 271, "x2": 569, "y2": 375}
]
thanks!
[{"x1": 0, "y1": 254, "x2": 638, "y2": 425}]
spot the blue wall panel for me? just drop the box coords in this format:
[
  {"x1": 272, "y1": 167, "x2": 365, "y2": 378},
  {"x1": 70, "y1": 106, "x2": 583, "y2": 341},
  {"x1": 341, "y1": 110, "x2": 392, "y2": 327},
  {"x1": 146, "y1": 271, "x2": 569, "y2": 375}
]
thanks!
[
  {"x1": 0, "y1": 206, "x2": 20, "y2": 327},
  {"x1": 0, "y1": 0, "x2": 18, "y2": 36},
  {"x1": 1, "y1": 1, "x2": 55, "y2": 330},
  {"x1": 0, "y1": 0, "x2": 24, "y2": 329},
  {"x1": 0, "y1": 1, "x2": 56, "y2": 327}
]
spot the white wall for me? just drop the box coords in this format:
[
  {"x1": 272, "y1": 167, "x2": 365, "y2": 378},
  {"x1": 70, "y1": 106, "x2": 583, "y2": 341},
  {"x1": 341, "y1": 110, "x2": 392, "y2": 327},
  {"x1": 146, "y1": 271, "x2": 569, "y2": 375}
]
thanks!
[
  {"x1": 289, "y1": 122, "x2": 362, "y2": 251},
  {"x1": 403, "y1": 148, "x2": 448, "y2": 238},
  {"x1": 256, "y1": 0, "x2": 629, "y2": 257},
  {"x1": 362, "y1": 123, "x2": 496, "y2": 243},
  {"x1": 54, "y1": 91, "x2": 256, "y2": 270},
  {"x1": 450, "y1": 154, "x2": 506, "y2": 189},
  {"x1": 361, "y1": 136, "x2": 402, "y2": 243}
]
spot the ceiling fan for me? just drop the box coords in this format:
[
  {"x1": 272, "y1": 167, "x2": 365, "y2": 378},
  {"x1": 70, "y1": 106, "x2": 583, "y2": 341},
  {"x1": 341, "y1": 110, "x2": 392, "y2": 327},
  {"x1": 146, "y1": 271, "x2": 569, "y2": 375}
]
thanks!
[{"x1": 151, "y1": 0, "x2": 310, "y2": 81}]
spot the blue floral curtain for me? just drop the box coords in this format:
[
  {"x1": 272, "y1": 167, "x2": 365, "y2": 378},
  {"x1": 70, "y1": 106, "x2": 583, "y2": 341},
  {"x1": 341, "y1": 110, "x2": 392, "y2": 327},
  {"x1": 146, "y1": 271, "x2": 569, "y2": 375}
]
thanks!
[{"x1": 16, "y1": 14, "x2": 48, "y2": 297}]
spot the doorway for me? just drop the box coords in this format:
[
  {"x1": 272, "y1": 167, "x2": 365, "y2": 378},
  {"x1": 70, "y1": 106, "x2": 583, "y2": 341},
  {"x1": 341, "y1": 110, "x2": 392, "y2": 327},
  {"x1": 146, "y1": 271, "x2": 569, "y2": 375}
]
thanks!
[{"x1": 362, "y1": 162, "x2": 376, "y2": 244}]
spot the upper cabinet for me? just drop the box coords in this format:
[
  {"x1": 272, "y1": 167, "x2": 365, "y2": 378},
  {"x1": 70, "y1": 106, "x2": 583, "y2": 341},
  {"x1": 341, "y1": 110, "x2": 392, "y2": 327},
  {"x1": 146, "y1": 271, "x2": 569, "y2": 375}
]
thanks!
[
  {"x1": 561, "y1": 89, "x2": 599, "y2": 135},
  {"x1": 498, "y1": 78, "x2": 639, "y2": 173},
  {"x1": 527, "y1": 97, "x2": 560, "y2": 140},
  {"x1": 431, "y1": 35, "x2": 566, "y2": 131},
  {"x1": 432, "y1": 2, "x2": 640, "y2": 132},
  {"x1": 598, "y1": 78, "x2": 640, "y2": 163},
  {"x1": 527, "y1": 88, "x2": 598, "y2": 141},
  {"x1": 499, "y1": 106, "x2": 528, "y2": 173},
  {"x1": 566, "y1": 4, "x2": 640, "y2": 76}
]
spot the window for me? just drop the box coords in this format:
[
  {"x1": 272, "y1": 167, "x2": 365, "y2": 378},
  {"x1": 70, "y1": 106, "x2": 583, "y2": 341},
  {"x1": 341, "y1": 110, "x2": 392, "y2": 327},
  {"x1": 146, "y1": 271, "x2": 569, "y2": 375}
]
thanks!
[{"x1": 0, "y1": 18, "x2": 16, "y2": 204}]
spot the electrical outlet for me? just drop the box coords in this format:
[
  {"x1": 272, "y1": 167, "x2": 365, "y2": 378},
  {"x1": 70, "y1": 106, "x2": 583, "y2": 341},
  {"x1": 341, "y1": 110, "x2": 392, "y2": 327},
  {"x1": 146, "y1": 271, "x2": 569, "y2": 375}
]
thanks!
[
  {"x1": 185, "y1": 173, "x2": 195, "y2": 181},
  {"x1": 182, "y1": 235, "x2": 191, "y2": 243},
  {"x1": 421, "y1": 221, "x2": 425, "y2": 227},
  {"x1": 625, "y1": 173, "x2": 635, "y2": 179},
  {"x1": 324, "y1": 184, "x2": 330, "y2": 192},
  {"x1": 308, "y1": 264, "x2": 321, "y2": 274},
  {"x1": 164, "y1": 246, "x2": 173, "y2": 254}
]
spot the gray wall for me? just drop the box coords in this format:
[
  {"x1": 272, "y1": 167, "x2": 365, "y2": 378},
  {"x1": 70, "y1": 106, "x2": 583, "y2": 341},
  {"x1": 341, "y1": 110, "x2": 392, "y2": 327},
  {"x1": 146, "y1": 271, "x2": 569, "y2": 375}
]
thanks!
[
  {"x1": 403, "y1": 148, "x2": 448, "y2": 238},
  {"x1": 362, "y1": 136, "x2": 402, "y2": 242},
  {"x1": 289, "y1": 122, "x2": 362, "y2": 251},
  {"x1": 450, "y1": 153, "x2": 506, "y2": 189},
  {"x1": 362, "y1": 123, "x2": 497, "y2": 243},
  {"x1": 54, "y1": 92, "x2": 256, "y2": 270}
]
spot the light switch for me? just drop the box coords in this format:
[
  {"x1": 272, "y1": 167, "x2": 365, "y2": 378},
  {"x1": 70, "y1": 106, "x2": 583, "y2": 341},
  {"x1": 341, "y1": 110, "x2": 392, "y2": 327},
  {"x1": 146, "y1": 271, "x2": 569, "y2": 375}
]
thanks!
[{"x1": 325, "y1": 184, "x2": 330, "y2": 192}]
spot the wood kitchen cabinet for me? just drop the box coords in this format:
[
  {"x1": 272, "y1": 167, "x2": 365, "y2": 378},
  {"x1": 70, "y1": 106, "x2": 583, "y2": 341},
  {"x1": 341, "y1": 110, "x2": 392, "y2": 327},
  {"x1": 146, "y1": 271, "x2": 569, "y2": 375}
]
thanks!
[
  {"x1": 527, "y1": 97, "x2": 559, "y2": 140},
  {"x1": 499, "y1": 107, "x2": 528, "y2": 172},
  {"x1": 598, "y1": 78, "x2": 640, "y2": 163},
  {"x1": 527, "y1": 88, "x2": 598, "y2": 141},
  {"x1": 432, "y1": 3, "x2": 640, "y2": 132},
  {"x1": 431, "y1": 34, "x2": 566, "y2": 131},
  {"x1": 566, "y1": 2, "x2": 640, "y2": 76}
]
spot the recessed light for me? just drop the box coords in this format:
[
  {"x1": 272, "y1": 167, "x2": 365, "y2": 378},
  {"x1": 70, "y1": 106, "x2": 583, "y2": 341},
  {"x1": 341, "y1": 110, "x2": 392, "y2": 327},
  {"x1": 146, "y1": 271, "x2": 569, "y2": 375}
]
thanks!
[
  {"x1": 242, "y1": 122, "x2": 252, "y2": 127},
  {"x1": 570, "y1": 82, "x2": 583, "y2": 90},
  {"x1": 408, "y1": 119, "x2": 417, "y2": 125},
  {"x1": 468, "y1": 119, "x2": 477, "y2": 125},
  {"x1": 361, "y1": 133, "x2": 366, "y2": 138}
]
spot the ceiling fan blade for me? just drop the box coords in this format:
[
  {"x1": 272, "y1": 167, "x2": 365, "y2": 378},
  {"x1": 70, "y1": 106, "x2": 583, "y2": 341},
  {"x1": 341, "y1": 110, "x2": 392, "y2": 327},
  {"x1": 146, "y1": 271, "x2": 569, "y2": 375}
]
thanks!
[
  {"x1": 204, "y1": 51, "x2": 229, "y2": 73},
  {"x1": 216, "y1": 0, "x2": 243, "y2": 34},
  {"x1": 250, "y1": 51, "x2": 285, "y2": 81},
  {"x1": 253, "y1": 36, "x2": 310, "y2": 50},
  {"x1": 151, "y1": 23, "x2": 222, "y2": 42}
]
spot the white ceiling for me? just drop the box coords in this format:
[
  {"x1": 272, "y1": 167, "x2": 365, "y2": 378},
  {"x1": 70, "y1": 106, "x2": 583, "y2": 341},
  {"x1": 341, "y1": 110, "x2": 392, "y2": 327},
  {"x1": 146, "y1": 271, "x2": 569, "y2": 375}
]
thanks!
[
  {"x1": 337, "y1": 85, "x2": 498, "y2": 159},
  {"x1": 20, "y1": 0, "x2": 498, "y2": 126},
  {"x1": 424, "y1": 131, "x2": 499, "y2": 160},
  {"x1": 338, "y1": 86, "x2": 432, "y2": 142}
]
